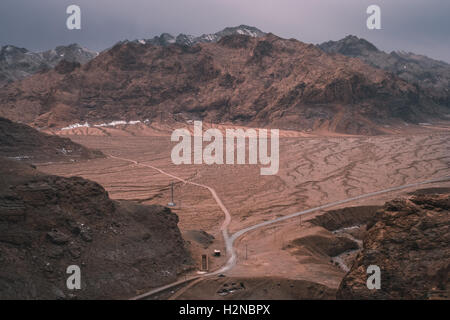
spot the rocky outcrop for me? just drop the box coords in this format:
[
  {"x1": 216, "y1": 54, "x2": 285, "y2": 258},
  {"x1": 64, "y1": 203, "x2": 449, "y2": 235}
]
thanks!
[
  {"x1": 184, "y1": 230, "x2": 215, "y2": 249},
  {"x1": 0, "y1": 158, "x2": 192, "y2": 299},
  {"x1": 310, "y1": 206, "x2": 381, "y2": 231},
  {"x1": 290, "y1": 234, "x2": 359, "y2": 257},
  {"x1": 0, "y1": 117, "x2": 104, "y2": 162},
  {"x1": 337, "y1": 193, "x2": 450, "y2": 299}
]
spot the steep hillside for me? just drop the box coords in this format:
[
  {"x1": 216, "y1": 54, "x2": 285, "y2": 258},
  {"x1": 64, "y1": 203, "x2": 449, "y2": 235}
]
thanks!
[
  {"x1": 0, "y1": 117, "x2": 104, "y2": 162},
  {"x1": 319, "y1": 35, "x2": 450, "y2": 107},
  {"x1": 0, "y1": 158, "x2": 192, "y2": 299}
]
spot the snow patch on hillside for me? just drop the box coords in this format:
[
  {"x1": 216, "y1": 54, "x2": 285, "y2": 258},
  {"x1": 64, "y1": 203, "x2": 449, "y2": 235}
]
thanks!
[{"x1": 61, "y1": 120, "x2": 146, "y2": 130}]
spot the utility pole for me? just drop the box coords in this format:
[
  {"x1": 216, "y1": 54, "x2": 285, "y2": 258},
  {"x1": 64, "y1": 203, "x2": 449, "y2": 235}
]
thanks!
[{"x1": 168, "y1": 182, "x2": 176, "y2": 207}]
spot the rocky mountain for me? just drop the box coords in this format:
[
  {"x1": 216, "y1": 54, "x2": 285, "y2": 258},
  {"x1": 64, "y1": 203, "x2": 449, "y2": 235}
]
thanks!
[
  {"x1": 337, "y1": 193, "x2": 450, "y2": 299},
  {"x1": 0, "y1": 157, "x2": 192, "y2": 299},
  {"x1": 319, "y1": 35, "x2": 450, "y2": 107},
  {"x1": 0, "y1": 43, "x2": 97, "y2": 87},
  {"x1": 0, "y1": 28, "x2": 448, "y2": 134},
  {"x1": 0, "y1": 116, "x2": 104, "y2": 163},
  {"x1": 136, "y1": 25, "x2": 266, "y2": 47},
  {"x1": 40, "y1": 44, "x2": 97, "y2": 67}
]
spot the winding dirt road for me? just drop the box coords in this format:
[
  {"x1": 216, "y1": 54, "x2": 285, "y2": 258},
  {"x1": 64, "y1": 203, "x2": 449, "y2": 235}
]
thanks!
[{"x1": 108, "y1": 154, "x2": 233, "y2": 254}]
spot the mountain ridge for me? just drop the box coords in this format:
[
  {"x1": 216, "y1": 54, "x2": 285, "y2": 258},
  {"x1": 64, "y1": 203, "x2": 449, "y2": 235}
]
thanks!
[
  {"x1": 0, "y1": 43, "x2": 97, "y2": 87},
  {"x1": 319, "y1": 35, "x2": 450, "y2": 106},
  {"x1": 0, "y1": 27, "x2": 448, "y2": 134},
  {"x1": 134, "y1": 25, "x2": 266, "y2": 47}
]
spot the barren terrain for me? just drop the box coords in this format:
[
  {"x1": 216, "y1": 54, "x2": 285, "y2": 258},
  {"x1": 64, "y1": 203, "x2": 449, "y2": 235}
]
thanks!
[{"x1": 32, "y1": 122, "x2": 450, "y2": 298}]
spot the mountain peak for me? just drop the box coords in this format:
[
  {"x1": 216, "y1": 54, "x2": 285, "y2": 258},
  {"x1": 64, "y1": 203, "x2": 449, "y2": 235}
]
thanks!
[
  {"x1": 40, "y1": 43, "x2": 98, "y2": 65},
  {"x1": 216, "y1": 25, "x2": 265, "y2": 38},
  {"x1": 0, "y1": 45, "x2": 29, "y2": 58},
  {"x1": 319, "y1": 35, "x2": 379, "y2": 56}
]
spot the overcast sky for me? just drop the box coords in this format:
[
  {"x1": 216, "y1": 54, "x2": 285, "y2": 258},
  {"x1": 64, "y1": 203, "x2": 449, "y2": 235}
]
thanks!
[{"x1": 1, "y1": 0, "x2": 449, "y2": 62}]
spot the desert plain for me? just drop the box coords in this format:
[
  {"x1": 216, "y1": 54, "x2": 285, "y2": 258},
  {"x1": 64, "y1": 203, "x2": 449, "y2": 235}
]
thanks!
[{"x1": 33, "y1": 120, "x2": 450, "y2": 299}]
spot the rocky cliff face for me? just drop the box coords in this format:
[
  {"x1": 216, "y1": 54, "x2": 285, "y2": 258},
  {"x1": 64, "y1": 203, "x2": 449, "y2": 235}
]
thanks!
[
  {"x1": 0, "y1": 116, "x2": 104, "y2": 163},
  {"x1": 0, "y1": 158, "x2": 192, "y2": 299},
  {"x1": 337, "y1": 193, "x2": 450, "y2": 299},
  {"x1": 319, "y1": 35, "x2": 450, "y2": 107},
  {"x1": 0, "y1": 44, "x2": 97, "y2": 87},
  {"x1": 0, "y1": 30, "x2": 445, "y2": 134}
]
